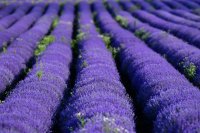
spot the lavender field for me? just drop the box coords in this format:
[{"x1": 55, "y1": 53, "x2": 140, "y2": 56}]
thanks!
[{"x1": 0, "y1": 0, "x2": 199, "y2": 133}]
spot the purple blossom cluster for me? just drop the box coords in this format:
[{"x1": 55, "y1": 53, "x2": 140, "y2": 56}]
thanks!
[
  {"x1": 176, "y1": 0, "x2": 200, "y2": 9},
  {"x1": 0, "y1": 2, "x2": 73, "y2": 132},
  {"x1": 133, "y1": 0, "x2": 200, "y2": 25},
  {"x1": 131, "y1": 0, "x2": 155, "y2": 11},
  {"x1": 108, "y1": 1, "x2": 200, "y2": 86},
  {"x1": 59, "y1": 1, "x2": 135, "y2": 132},
  {"x1": 0, "y1": 3, "x2": 58, "y2": 94},
  {"x1": 151, "y1": 10, "x2": 200, "y2": 30},
  {"x1": 169, "y1": 9, "x2": 200, "y2": 22},
  {"x1": 0, "y1": 3, "x2": 31, "y2": 31},
  {"x1": 162, "y1": 0, "x2": 190, "y2": 10},
  {"x1": 93, "y1": 1, "x2": 200, "y2": 132},
  {"x1": 0, "y1": 3, "x2": 45, "y2": 49},
  {"x1": 146, "y1": 0, "x2": 200, "y2": 22},
  {"x1": 52, "y1": 2, "x2": 74, "y2": 44},
  {"x1": 121, "y1": 1, "x2": 200, "y2": 49},
  {"x1": 0, "y1": 3, "x2": 17, "y2": 19},
  {"x1": 148, "y1": 0, "x2": 172, "y2": 11}
]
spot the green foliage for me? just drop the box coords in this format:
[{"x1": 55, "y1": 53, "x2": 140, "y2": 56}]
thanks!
[
  {"x1": 102, "y1": 34, "x2": 111, "y2": 46},
  {"x1": 179, "y1": 60, "x2": 197, "y2": 80},
  {"x1": 24, "y1": 68, "x2": 31, "y2": 75},
  {"x1": 115, "y1": 15, "x2": 128, "y2": 27},
  {"x1": 134, "y1": 29, "x2": 150, "y2": 40},
  {"x1": 107, "y1": 45, "x2": 120, "y2": 58},
  {"x1": 96, "y1": 27, "x2": 100, "y2": 33},
  {"x1": 71, "y1": 38, "x2": 79, "y2": 56},
  {"x1": 82, "y1": 60, "x2": 88, "y2": 68},
  {"x1": 102, "y1": 34, "x2": 120, "y2": 58},
  {"x1": 130, "y1": 5, "x2": 141, "y2": 12},
  {"x1": 76, "y1": 112, "x2": 86, "y2": 127},
  {"x1": 52, "y1": 17, "x2": 59, "y2": 29},
  {"x1": 184, "y1": 63, "x2": 197, "y2": 79},
  {"x1": 36, "y1": 70, "x2": 43, "y2": 79},
  {"x1": 34, "y1": 35, "x2": 55, "y2": 56},
  {"x1": 2, "y1": 42, "x2": 7, "y2": 53},
  {"x1": 3, "y1": 47, "x2": 6, "y2": 53},
  {"x1": 77, "y1": 32, "x2": 85, "y2": 40},
  {"x1": 112, "y1": 47, "x2": 120, "y2": 59},
  {"x1": 71, "y1": 32, "x2": 85, "y2": 55},
  {"x1": 61, "y1": 36, "x2": 68, "y2": 43},
  {"x1": 71, "y1": 39, "x2": 77, "y2": 49}
]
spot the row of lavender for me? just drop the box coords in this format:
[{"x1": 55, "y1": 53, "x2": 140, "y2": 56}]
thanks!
[
  {"x1": 0, "y1": 3, "x2": 31, "y2": 31},
  {"x1": 0, "y1": 3, "x2": 44, "y2": 50},
  {"x1": 0, "y1": 2, "x2": 73, "y2": 133},
  {"x1": 125, "y1": 0, "x2": 200, "y2": 49},
  {"x1": 93, "y1": 1, "x2": 200, "y2": 132},
  {"x1": 142, "y1": 0, "x2": 200, "y2": 21},
  {"x1": 0, "y1": 3, "x2": 56, "y2": 95},
  {"x1": 107, "y1": 1, "x2": 200, "y2": 89},
  {"x1": 0, "y1": 0, "x2": 69, "y2": 4},
  {"x1": 59, "y1": 1, "x2": 135, "y2": 132},
  {"x1": 0, "y1": 3, "x2": 18, "y2": 19}
]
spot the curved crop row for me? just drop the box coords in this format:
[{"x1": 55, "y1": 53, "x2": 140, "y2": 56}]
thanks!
[
  {"x1": 176, "y1": 0, "x2": 200, "y2": 9},
  {"x1": 59, "y1": 1, "x2": 135, "y2": 133},
  {"x1": 131, "y1": 0, "x2": 154, "y2": 11},
  {"x1": 137, "y1": 0, "x2": 200, "y2": 25},
  {"x1": 107, "y1": 1, "x2": 200, "y2": 87},
  {"x1": 162, "y1": 0, "x2": 190, "y2": 10},
  {"x1": 147, "y1": 0, "x2": 172, "y2": 11},
  {"x1": 145, "y1": 0, "x2": 200, "y2": 22},
  {"x1": 0, "y1": 2, "x2": 73, "y2": 133},
  {"x1": 52, "y1": 2, "x2": 74, "y2": 44},
  {"x1": 0, "y1": 3, "x2": 31, "y2": 31},
  {"x1": 0, "y1": 3, "x2": 45, "y2": 50},
  {"x1": 169, "y1": 9, "x2": 200, "y2": 22},
  {"x1": 0, "y1": 3, "x2": 58, "y2": 94},
  {"x1": 120, "y1": 1, "x2": 200, "y2": 49},
  {"x1": 151, "y1": 10, "x2": 200, "y2": 30},
  {"x1": 0, "y1": 3, "x2": 17, "y2": 19},
  {"x1": 93, "y1": 1, "x2": 200, "y2": 132}
]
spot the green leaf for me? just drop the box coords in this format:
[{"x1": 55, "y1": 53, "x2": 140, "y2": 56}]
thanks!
[
  {"x1": 82, "y1": 60, "x2": 88, "y2": 68},
  {"x1": 34, "y1": 35, "x2": 55, "y2": 56},
  {"x1": 52, "y1": 17, "x2": 59, "y2": 29},
  {"x1": 184, "y1": 63, "x2": 197, "y2": 79},
  {"x1": 36, "y1": 70, "x2": 43, "y2": 79},
  {"x1": 134, "y1": 29, "x2": 149, "y2": 40},
  {"x1": 115, "y1": 15, "x2": 128, "y2": 27}
]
